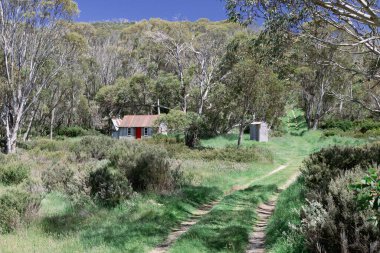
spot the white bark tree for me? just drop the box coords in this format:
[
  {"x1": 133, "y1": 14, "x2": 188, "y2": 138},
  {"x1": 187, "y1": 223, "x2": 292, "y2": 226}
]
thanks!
[
  {"x1": 0, "y1": 0, "x2": 80, "y2": 153},
  {"x1": 226, "y1": 0, "x2": 380, "y2": 114},
  {"x1": 189, "y1": 29, "x2": 229, "y2": 115},
  {"x1": 146, "y1": 28, "x2": 191, "y2": 112}
]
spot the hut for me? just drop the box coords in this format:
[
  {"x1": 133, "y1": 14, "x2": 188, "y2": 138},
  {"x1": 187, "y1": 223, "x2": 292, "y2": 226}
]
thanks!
[
  {"x1": 111, "y1": 115, "x2": 166, "y2": 140},
  {"x1": 250, "y1": 122, "x2": 269, "y2": 142}
]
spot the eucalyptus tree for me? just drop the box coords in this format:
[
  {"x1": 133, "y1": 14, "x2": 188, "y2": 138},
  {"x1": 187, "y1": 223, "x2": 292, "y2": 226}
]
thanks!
[
  {"x1": 188, "y1": 24, "x2": 233, "y2": 115},
  {"x1": 0, "y1": 0, "x2": 82, "y2": 153},
  {"x1": 225, "y1": 0, "x2": 380, "y2": 114},
  {"x1": 146, "y1": 22, "x2": 192, "y2": 112},
  {"x1": 226, "y1": 0, "x2": 379, "y2": 53},
  {"x1": 223, "y1": 59, "x2": 285, "y2": 146}
]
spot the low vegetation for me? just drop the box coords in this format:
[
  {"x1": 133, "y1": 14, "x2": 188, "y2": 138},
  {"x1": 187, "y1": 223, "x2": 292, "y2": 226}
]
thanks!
[{"x1": 266, "y1": 143, "x2": 380, "y2": 253}]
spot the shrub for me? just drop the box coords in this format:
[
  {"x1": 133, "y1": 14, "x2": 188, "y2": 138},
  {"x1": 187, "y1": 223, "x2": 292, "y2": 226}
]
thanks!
[
  {"x1": 0, "y1": 188, "x2": 41, "y2": 234},
  {"x1": 108, "y1": 142, "x2": 183, "y2": 192},
  {"x1": 41, "y1": 162, "x2": 92, "y2": 207},
  {"x1": 42, "y1": 162, "x2": 75, "y2": 193},
  {"x1": 350, "y1": 168, "x2": 380, "y2": 224},
  {"x1": 129, "y1": 147, "x2": 174, "y2": 192},
  {"x1": 301, "y1": 145, "x2": 379, "y2": 194},
  {"x1": 152, "y1": 134, "x2": 182, "y2": 144},
  {"x1": 356, "y1": 119, "x2": 380, "y2": 133},
  {"x1": 363, "y1": 128, "x2": 380, "y2": 138},
  {"x1": 0, "y1": 162, "x2": 29, "y2": 185},
  {"x1": 321, "y1": 119, "x2": 354, "y2": 131},
  {"x1": 300, "y1": 144, "x2": 380, "y2": 252},
  {"x1": 74, "y1": 135, "x2": 114, "y2": 161},
  {"x1": 57, "y1": 126, "x2": 87, "y2": 137},
  {"x1": 301, "y1": 170, "x2": 379, "y2": 253},
  {"x1": 176, "y1": 145, "x2": 274, "y2": 163},
  {"x1": 279, "y1": 108, "x2": 308, "y2": 136},
  {"x1": 88, "y1": 166, "x2": 132, "y2": 207},
  {"x1": 322, "y1": 128, "x2": 343, "y2": 137},
  {"x1": 19, "y1": 139, "x2": 68, "y2": 152}
]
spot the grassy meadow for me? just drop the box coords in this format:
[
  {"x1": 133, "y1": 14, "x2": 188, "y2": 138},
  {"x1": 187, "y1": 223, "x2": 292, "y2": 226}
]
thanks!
[{"x1": 0, "y1": 131, "x2": 368, "y2": 253}]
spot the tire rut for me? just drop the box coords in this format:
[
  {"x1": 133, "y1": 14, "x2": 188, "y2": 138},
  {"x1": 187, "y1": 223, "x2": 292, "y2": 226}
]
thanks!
[
  {"x1": 149, "y1": 165, "x2": 289, "y2": 253},
  {"x1": 245, "y1": 172, "x2": 300, "y2": 253}
]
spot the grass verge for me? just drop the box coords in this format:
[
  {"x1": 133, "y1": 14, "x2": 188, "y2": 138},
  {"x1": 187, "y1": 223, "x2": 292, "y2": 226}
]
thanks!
[{"x1": 266, "y1": 178, "x2": 307, "y2": 253}]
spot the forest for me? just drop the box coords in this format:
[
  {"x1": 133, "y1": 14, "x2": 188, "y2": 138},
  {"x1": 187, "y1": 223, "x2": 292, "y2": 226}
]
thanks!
[{"x1": 0, "y1": 1, "x2": 379, "y2": 253}]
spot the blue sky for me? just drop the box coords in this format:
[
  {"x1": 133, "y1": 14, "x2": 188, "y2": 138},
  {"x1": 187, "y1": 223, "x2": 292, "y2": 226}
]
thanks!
[{"x1": 74, "y1": 0, "x2": 228, "y2": 22}]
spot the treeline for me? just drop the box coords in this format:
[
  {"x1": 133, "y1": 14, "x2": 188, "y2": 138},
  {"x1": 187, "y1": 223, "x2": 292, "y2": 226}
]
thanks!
[{"x1": 1, "y1": 0, "x2": 379, "y2": 153}]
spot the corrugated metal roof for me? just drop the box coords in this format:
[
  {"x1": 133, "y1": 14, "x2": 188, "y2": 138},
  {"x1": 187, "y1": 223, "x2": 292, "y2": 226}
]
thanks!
[{"x1": 115, "y1": 115, "x2": 160, "y2": 128}]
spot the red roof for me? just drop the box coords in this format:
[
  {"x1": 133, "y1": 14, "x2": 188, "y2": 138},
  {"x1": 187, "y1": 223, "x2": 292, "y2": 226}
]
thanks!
[{"x1": 115, "y1": 115, "x2": 160, "y2": 128}]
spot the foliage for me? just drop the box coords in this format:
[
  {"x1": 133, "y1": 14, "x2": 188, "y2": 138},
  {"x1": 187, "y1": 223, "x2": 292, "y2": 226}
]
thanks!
[
  {"x1": 301, "y1": 144, "x2": 380, "y2": 194},
  {"x1": 351, "y1": 169, "x2": 380, "y2": 226},
  {"x1": 0, "y1": 162, "x2": 29, "y2": 185},
  {"x1": 221, "y1": 46, "x2": 287, "y2": 146},
  {"x1": 148, "y1": 137, "x2": 273, "y2": 163},
  {"x1": 42, "y1": 163, "x2": 75, "y2": 193},
  {"x1": 301, "y1": 170, "x2": 379, "y2": 253},
  {"x1": 129, "y1": 147, "x2": 176, "y2": 192},
  {"x1": 0, "y1": 188, "x2": 41, "y2": 234},
  {"x1": 357, "y1": 119, "x2": 380, "y2": 134},
  {"x1": 300, "y1": 144, "x2": 380, "y2": 252},
  {"x1": 280, "y1": 108, "x2": 308, "y2": 136},
  {"x1": 108, "y1": 142, "x2": 180, "y2": 192},
  {"x1": 88, "y1": 166, "x2": 133, "y2": 207},
  {"x1": 157, "y1": 110, "x2": 202, "y2": 148},
  {"x1": 74, "y1": 135, "x2": 114, "y2": 160},
  {"x1": 57, "y1": 126, "x2": 88, "y2": 137},
  {"x1": 321, "y1": 119, "x2": 354, "y2": 132}
]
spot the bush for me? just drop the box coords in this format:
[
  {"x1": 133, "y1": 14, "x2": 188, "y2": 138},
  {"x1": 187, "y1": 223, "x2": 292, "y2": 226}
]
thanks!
[
  {"x1": 301, "y1": 170, "x2": 379, "y2": 253},
  {"x1": 356, "y1": 119, "x2": 380, "y2": 133},
  {"x1": 322, "y1": 128, "x2": 343, "y2": 137},
  {"x1": 42, "y1": 163, "x2": 75, "y2": 193},
  {"x1": 0, "y1": 189, "x2": 41, "y2": 234},
  {"x1": 57, "y1": 126, "x2": 87, "y2": 138},
  {"x1": 300, "y1": 144, "x2": 380, "y2": 252},
  {"x1": 129, "y1": 147, "x2": 174, "y2": 192},
  {"x1": 108, "y1": 142, "x2": 183, "y2": 192},
  {"x1": 321, "y1": 119, "x2": 354, "y2": 131},
  {"x1": 0, "y1": 162, "x2": 29, "y2": 185},
  {"x1": 18, "y1": 139, "x2": 67, "y2": 152},
  {"x1": 279, "y1": 108, "x2": 308, "y2": 136},
  {"x1": 88, "y1": 166, "x2": 132, "y2": 207},
  {"x1": 74, "y1": 135, "x2": 114, "y2": 161},
  {"x1": 301, "y1": 144, "x2": 380, "y2": 194}
]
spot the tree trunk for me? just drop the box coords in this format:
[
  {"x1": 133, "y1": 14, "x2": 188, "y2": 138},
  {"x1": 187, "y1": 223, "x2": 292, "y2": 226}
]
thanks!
[
  {"x1": 23, "y1": 110, "x2": 37, "y2": 142},
  {"x1": 5, "y1": 122, "x2": 19, "y2": 154},
  {"x1": 312, "y1": 118, "x2": 319, "y2": 130},
  {"x1": 50, "y1": 108, "x2": 56, "y2": 140},
  {"x1": 237, "y1": 123, "x2": 244, "y2": 147}
]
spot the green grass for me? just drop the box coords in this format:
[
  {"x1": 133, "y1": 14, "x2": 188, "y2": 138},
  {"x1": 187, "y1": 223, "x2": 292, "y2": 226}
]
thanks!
[
  {"x1": 0, "y1": 131, "x2": 367, "y2": 253},
  {"x1": 169, "y1": 165, "x2": 301, "y2": 253}
]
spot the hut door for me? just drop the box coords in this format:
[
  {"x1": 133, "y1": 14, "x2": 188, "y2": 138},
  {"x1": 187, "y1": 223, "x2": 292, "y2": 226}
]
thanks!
[{"x1": 136, "y1": 127, "x2": 142, "y2": 139}]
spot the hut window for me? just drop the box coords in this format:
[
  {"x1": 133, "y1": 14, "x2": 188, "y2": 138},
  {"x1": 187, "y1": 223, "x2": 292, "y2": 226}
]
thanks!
[
  {"x1": 144, "y1": 128, "x2": 149, "y2": 136},
  {"x1": 127, "y1": 128, "x2": 132, "y2": 136}
]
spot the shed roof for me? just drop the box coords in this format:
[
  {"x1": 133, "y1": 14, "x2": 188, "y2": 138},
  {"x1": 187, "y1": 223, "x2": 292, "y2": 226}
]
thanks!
[{"x1": 113, "y1": 115, "x2": 160, "y2": 128}]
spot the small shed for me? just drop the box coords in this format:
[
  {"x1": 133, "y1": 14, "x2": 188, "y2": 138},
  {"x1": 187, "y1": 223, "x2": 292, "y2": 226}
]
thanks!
[{"x1": 250, "y1": 122, "x2": 269, "y2": 142}]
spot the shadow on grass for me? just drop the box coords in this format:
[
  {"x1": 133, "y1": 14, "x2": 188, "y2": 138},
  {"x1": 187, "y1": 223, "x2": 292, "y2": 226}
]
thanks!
[
  {"x1": 171, "y1": 184, "x2": 278, "y2": 253},
  {"x1": 203, "y1": 134, "x2": 239, "y2": 142},
  {"x1": 40, "y1": 185, "x2": 222, "y2": 251}
]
